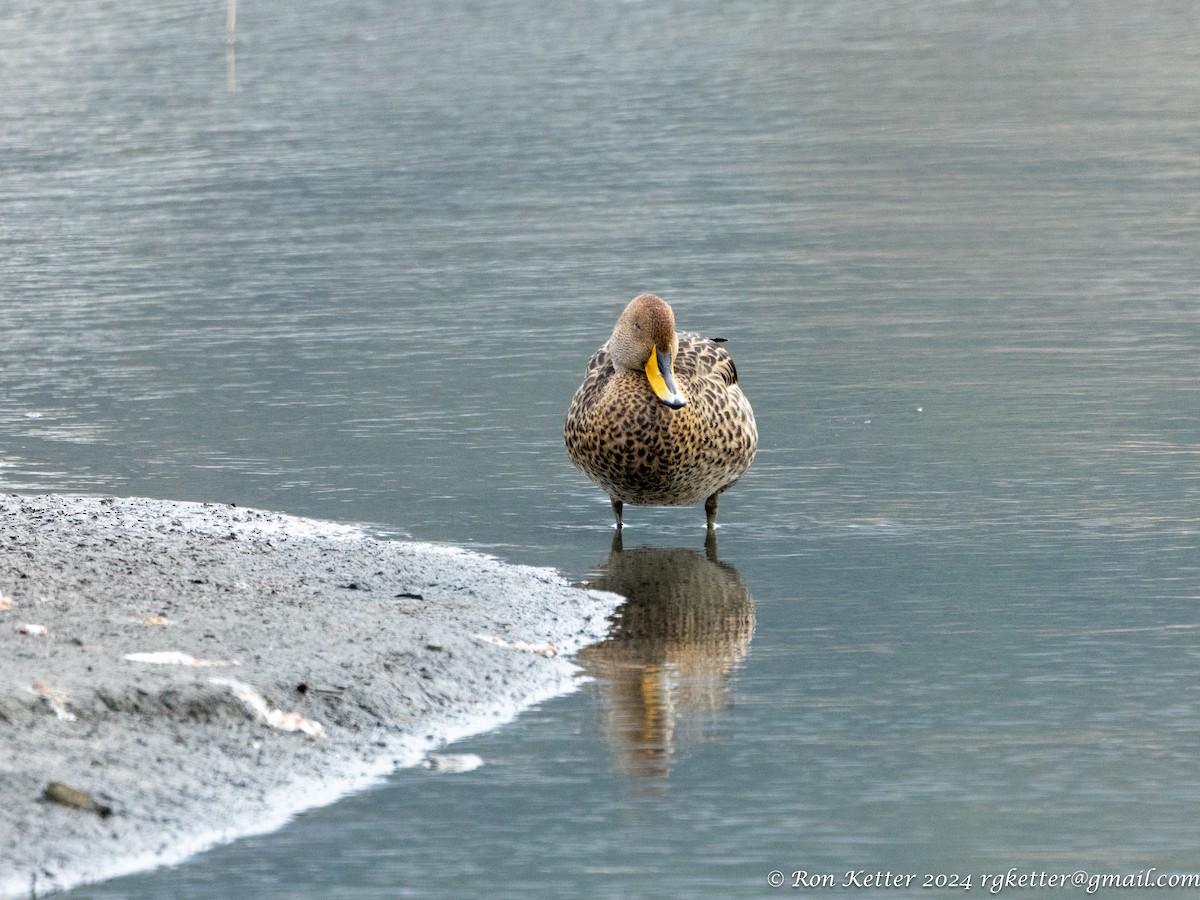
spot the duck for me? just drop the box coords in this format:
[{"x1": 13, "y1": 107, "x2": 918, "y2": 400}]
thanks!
[{"x1": 564, "y1": 293, "x2": 757, "y2": 531}]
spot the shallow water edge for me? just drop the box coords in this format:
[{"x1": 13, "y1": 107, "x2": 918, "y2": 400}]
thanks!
[{"x1": 0, "y1": 494, "x2": 620, "y2": 898}]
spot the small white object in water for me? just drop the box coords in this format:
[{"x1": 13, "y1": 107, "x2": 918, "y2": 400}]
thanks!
[
  {"x1": 124, "y1": 651, "x2": 238, "y2": 666},
  {"x1": 423, "y1": 753, "x2": 484, "y2": 773},
  {"x1": 23, "y1": 412, "x2": 43, "y2": 419},
  {"x1": 15, "y1": 623, "x2": 48, "y2": 637}
]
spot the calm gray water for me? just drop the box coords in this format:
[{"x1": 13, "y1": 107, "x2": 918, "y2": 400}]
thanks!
[{"x1": 5, "y1": 0, "x2": 1200, "y2": 896}]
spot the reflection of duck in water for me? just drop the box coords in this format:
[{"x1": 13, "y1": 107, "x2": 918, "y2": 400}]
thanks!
[
  {"x1": 564, "y1": 293, "x2": 757, "y2": 531},
  {"x1": 577, "y1": 538, "x2": 755, "y2": 779}
]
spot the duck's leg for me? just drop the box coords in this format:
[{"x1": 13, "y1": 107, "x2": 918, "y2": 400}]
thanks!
[
  {"x1": 610, "y1": 498, "x2": 624, "y2": 531},
  {"x1": 704, "y1": 492, "x2": 719, "y2": 530}
]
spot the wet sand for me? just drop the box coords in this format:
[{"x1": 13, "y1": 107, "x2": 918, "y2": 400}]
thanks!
[{"x1": 0, "y1": 494, "x2": 618, "y2": 897}]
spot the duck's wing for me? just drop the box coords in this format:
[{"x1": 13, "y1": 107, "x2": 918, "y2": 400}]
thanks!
[
  {"x1": 583, "y1": 342, "x2": 615, "y2": 379},
  {"x1": 566, "y1": 342, "x2": 617, "y2": 426},
  {"x1": 676, "y1": 333, "x2": 740, "y2": 387}
]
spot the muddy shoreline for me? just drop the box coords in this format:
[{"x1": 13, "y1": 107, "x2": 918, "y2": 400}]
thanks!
[{"x1": 0, "y1": 494, "x2": 619, "y2": 897}]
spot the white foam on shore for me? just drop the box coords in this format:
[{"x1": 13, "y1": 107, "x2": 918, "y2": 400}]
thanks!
[
  {"x1": 54, "y1": 494, "x2": 374, "y2": 543},
  {"x1": 11, "y1": 661, "x2": 592, "y2": 899},
  {"x1": 0, "y1": 494, "x2": 619, "y2": 899}
]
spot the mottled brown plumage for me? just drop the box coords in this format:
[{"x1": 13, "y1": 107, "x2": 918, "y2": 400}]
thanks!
[{"x1": 564, "y1": 293, "x2": 757, "y2": 530}]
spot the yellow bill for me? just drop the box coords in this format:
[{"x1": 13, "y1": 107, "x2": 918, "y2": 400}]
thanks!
[{"x1": 645, "y1": 347, "x2": 687, "y2": 409}]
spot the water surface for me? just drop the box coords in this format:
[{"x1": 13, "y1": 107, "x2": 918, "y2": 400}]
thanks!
[{"x1": 3, "y1": 0, "x2": 1200, "y2": 896}]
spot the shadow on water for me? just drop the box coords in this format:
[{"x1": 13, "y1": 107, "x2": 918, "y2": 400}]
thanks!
[{"x1": 577, "y1": 534, "x2": 755, "y2": 783}]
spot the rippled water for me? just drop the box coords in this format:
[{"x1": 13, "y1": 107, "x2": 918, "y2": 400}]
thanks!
[{"x1": 5, "y1": 0, "x2": 1200, "y2": 896}]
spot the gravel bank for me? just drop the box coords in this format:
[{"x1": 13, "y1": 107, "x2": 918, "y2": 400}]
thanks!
[{"x1": 0, "y1": 494, "x2": 619, "y2": 897}]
